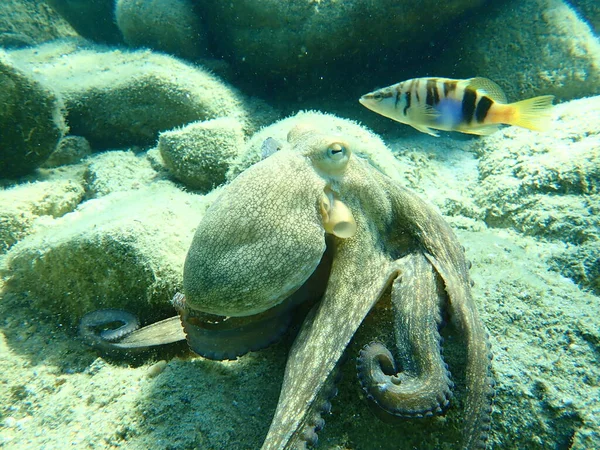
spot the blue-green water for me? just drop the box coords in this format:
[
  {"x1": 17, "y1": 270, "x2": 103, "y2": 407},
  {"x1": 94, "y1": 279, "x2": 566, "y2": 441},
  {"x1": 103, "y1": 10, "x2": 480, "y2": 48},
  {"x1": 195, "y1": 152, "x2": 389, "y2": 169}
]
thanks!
[{"x1": 0, "y1": 1, "x2": 599, "y2": 449}]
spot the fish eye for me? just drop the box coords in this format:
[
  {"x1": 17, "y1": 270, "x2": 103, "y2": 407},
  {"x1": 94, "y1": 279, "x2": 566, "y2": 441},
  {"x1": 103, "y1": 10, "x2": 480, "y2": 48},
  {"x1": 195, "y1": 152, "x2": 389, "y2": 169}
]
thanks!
[
  {"x1": 327, "y1": 142, "x2": 347, "y2": 161},
  {"x1": 372, "y1": 93, "x2": 383, "y2": 102}
]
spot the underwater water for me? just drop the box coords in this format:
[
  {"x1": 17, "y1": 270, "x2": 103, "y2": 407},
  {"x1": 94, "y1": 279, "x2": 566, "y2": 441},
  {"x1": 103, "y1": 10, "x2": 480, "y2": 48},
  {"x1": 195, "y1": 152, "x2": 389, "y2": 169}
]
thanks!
[{"x1": 0, "y1": 1, "x2": 599, "y2": 449}]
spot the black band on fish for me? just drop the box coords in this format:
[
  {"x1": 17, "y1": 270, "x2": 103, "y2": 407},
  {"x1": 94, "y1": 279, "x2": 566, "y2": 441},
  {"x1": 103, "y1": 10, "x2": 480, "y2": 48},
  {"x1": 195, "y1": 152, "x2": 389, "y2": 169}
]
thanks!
[
  {"x1": 462, "y1": 88, "x2": 477, "y2": 124},
  {"x1": 443, "y1": 80, "x2": 457, "y2": 97},
  {"x1": 426, "y1": 79, "x2": 439, "y2": 107},
  {"x1": 475, "y1": 96, "x2": 493, "y2": 123}
]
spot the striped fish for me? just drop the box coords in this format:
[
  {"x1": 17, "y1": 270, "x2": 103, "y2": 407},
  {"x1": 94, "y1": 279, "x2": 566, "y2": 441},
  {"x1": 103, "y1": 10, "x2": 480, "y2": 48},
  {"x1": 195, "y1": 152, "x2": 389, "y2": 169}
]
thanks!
[{"x1": 359, "y1": 77, "x2": 554, "y2": 137}]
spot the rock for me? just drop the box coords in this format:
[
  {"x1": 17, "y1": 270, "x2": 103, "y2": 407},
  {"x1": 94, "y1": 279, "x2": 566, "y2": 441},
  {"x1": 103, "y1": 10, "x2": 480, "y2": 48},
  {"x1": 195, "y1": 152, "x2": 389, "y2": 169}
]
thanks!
[
  {"x1": 0, "y1": 0, "x2": 78, "y2": 48},
  {"x1": 473, "y1": 96, "x2": 600, "y2": 292},
  {"x1": 115, "y1": 0, "x2": 208, "y2": 60},
  {"x1": 569, "y1": 0, "x2": 600, "y2": 35},
  {"x1": 473, "y1": 96, "x2": 599, "y2": 242},
  {"x1": 550, "y1": 240, "x2": 600, "y2": 295},
  {"x1": 8, "y1": 41, "x2": 278, "y2": 149},
  {"x1": 42, "y1": 136, "x2": 92, "y2": 168},
  {"x1": 0, "y1": 51, "x2": 67, "y2": 178},
  {"x1": 202, "y1": 0, "x2": 484, "y2": 94},
  {"x1": 158, "y1": 117, "x2": 245, "y2": 192},
  {"x1": 0, "y1": 180, "x2": 85, "y2": 254},
  {"x1": 432, "y1": 0, "x2": 600, "y2": 101},
  {"x1": 83, "y1": 150, "x2": 161, "y2": 198},
  {"x1": 4, "y1": 183, "x2": 208, "y2": 324},
  {"x1": 46, "y1": 0, "x2": 122, "y2": 45}
]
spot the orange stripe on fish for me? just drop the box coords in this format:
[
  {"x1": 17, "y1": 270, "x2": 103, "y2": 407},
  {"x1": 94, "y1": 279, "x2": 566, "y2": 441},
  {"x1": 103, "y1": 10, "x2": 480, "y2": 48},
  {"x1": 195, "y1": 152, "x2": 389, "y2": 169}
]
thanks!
[{"x1": 359, "y1": 77, "x2": 554, "y2": 137}]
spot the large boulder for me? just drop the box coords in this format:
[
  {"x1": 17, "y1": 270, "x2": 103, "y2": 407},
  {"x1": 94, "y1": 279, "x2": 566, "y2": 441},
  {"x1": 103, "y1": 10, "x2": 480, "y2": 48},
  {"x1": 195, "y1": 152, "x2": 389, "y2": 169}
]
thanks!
[
  {"x1": 4, "y1": 183, "x2": 208, "y2": 325},
  {"x1": 0, "y1": 51, "x2": 67, "y2": 178},
  {"x1": 0, "y1": 0, "x2": 78, "y2": 48},
  {"x1": 8, "y1": 41, "x2": 278, "y2": 149},
  {"x1": 473, "y1": 96, "x2": 600, "y2": 293},
  {"x1": 115, "y1": 0, "x2": 208, "y2": 60},
  {"x1": 201, "y1": 0, "x2": 485, "y2": 93},
  {"x1": 432, "y1": 0, "x2": 600, "y2": 101}
]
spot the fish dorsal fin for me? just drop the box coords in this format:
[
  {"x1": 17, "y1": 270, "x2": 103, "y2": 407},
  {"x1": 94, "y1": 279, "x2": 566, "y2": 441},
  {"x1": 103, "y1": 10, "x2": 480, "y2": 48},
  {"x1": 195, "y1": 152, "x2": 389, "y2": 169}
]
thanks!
[{"x1": 467, "y1": 77, "x2": 507, "y2": 104}]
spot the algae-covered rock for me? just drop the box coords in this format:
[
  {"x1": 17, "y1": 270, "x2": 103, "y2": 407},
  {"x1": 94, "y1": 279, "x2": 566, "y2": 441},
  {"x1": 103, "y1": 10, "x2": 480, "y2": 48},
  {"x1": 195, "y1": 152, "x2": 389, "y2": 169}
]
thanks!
[
  {"x1": 158, "y1": 117, "x2": 245, "y2": 192},
  {"x1": 202, "y1": 0, "x2": 484, "y2": 91},
  {"x1": 0, "y1": 0, "x2": 78, "y2": 48},
  {"x1": 83, "y1": 150, "x2": 161, "y2": 198},
  {"x1": 115, "y1": 0, "x2": 208, "y2": 60},
  {"x1": 4, "y1": 183, "x2": 207, "y2": 324},
  {"x1": 474, "y1": 96, "x2": 599, "y2": 241},
  {"x1": 570, "y1": 0, "x2": 600, "y2": 34},
  {"x1": 474, "y1": 96, "x2": 600, "y2": 292},
  {"x1": 42, "y1": 136, "x2": 92, "y2": 168},
  {"x1": 0, "y1": 51, "x2": 67, "y2": 178},
  {"x1": 550, "y1": 240, "x2": 600, "y2": 295},
  {"x1": 0, "y1": 180, "x2": 84, "y2": 254},
  {"x1": 8, "y1": 41, "x2": 277, "y2": 149},
  {"x1": 433, "y1": 0, "x2": 600, "y2": 101},
  {"x1": 227, "y1": 110, "x2": 402, "y2": 181}
]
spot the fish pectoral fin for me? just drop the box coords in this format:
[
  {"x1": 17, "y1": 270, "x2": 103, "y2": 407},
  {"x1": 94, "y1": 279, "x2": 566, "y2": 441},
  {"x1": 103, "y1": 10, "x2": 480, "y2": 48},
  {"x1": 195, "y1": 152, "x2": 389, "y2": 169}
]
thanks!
[
  {"x1": 408, "y1": 103, "x2": 441, "y2": 137},
  {"x1": 412, "y1": 123, "x2": 440, "y2": 137},
  {"x1": 409, "y1": 103, "x2": 440, "y2": 122}
]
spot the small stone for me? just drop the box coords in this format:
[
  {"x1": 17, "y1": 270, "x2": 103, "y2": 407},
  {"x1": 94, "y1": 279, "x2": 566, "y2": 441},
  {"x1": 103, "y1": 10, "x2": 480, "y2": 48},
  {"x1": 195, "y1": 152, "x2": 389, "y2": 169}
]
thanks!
[{"x1": 146, "y1": 360, "x2": 167, "y2": 378}]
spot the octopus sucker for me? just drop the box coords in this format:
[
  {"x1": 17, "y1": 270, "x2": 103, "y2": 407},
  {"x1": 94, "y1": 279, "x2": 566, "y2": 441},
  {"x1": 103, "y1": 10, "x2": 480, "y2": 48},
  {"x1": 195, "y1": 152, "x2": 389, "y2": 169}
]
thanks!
[{"x1": 80, "y1": 121, "x2": 493, "y2": 449}]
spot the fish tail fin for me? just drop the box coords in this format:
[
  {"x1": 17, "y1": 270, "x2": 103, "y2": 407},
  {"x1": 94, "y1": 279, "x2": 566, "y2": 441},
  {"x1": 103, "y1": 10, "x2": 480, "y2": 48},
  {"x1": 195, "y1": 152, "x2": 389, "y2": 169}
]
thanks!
[{"x1": 508, "y1": 95, "x2": 555, "y2": 131}]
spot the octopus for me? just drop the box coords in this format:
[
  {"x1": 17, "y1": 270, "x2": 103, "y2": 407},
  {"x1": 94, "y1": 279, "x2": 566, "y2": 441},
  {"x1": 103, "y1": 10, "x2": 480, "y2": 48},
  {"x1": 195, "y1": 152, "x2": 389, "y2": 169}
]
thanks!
[{"x1": 81, "y1": 123, "x2": 494, "y2": 449}]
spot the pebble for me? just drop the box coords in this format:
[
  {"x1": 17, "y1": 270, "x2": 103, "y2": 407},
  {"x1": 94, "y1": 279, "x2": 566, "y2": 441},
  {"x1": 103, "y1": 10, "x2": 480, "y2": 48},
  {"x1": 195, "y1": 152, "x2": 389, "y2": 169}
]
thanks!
[{"x1": 146, "y1": 360, "x2": 167, "y2": 378}]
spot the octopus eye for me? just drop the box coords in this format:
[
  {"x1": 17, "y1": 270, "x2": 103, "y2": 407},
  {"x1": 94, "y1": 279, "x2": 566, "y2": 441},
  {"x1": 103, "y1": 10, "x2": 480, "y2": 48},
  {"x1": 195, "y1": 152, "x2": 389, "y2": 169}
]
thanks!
[
  {"x1": 310, "y1": 138, "x2": 351, "y2": 176},
  {"x1": 327, "y1": 142, "x2": 347, "y2": 161}
]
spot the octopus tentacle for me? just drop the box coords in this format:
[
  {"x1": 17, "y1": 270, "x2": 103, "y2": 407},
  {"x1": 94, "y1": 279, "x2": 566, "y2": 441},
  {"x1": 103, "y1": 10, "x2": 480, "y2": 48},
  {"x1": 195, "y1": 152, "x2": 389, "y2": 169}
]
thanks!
[
  {"x1": 79, "y1": 309, "x2": 140, "y2": 343},
  {"x1": 357, "y1": 253, "x2": 453, "y2": 418},
  {"x1": 383, "y1": 180, "x2": 493, "y2": 449},
  {"x1": 426, "y1": 253, "x2": 494, "y2": 450},
  {"x1": 173, "y1": 292, "x2": 293, "y2": 361},
  {"x1": 79, "y1": 308, "x2": 185, "y2": 351},
  {"x1": 261, "y1": 227, "x2": 392, "y2": 450}
]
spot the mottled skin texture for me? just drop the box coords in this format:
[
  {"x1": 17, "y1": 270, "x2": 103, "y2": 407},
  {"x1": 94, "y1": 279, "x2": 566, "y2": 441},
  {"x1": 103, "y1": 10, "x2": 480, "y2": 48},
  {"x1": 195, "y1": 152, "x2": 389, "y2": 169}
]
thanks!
[
  {"x1": 180, "y1": 124, "x2": 494, "y2": 449},
  {"x1": 81, "y1": 122, "x2": 493, "y2": 448}
]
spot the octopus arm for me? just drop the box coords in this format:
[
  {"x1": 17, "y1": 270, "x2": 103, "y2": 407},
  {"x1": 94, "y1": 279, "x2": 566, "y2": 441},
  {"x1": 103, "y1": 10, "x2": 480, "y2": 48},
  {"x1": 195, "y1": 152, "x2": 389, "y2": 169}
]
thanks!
[
  {"x1": 357, "y1": 253, "x2": 453, "y2": 418},
  {"x1": 386, "y1": 182, "x2": 493, "y2": 449},
  {"x1": 261, "y1": 231, "x2": 391, "y2": 449},
  {"x1": 426, "y1": 253, "x2": 494, "y2": 450}
]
